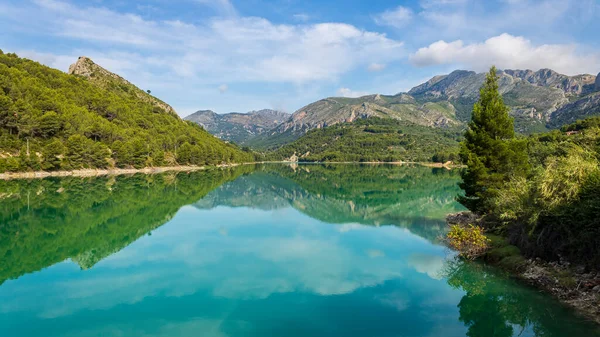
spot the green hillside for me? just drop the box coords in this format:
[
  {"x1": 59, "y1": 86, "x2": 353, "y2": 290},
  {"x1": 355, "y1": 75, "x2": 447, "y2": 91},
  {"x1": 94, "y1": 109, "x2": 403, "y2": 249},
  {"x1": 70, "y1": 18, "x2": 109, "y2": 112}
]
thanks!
[
  {"x1": 269, "y1": 118, "x2": 462, "y2": 162},
  {"x1": 0, "y1": 51, "x2": 254, "y2": 173}
]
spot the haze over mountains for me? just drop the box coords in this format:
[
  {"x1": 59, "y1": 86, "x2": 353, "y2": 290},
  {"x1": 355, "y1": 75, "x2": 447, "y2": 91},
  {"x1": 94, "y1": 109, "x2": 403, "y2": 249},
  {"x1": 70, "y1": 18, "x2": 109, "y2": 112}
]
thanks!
[{"x1": 186, "y1": 68, "x2": 600, "y2": 149}]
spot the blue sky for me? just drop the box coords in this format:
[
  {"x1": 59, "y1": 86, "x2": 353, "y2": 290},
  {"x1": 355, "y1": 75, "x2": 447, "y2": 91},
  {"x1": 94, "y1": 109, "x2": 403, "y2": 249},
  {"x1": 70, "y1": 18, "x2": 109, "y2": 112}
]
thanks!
[{"x1": 1, "y1": 0, "x2": 599, "y2": 117}]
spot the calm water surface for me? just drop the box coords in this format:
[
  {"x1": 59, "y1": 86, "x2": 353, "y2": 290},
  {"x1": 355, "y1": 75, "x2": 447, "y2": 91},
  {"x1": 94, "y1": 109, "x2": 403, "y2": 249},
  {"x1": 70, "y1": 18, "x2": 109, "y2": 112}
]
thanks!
[{"x1": 1, "y1": 164, "x2": 599, "y2": 337}]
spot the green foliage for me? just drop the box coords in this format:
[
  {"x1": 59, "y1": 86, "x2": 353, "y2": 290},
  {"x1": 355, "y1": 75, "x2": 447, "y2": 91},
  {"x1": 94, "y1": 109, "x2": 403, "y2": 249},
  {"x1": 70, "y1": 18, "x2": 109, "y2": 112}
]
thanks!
[
  {"x1": 0, "y1": 52, "x2": 254, "y2": 172},
  {"x1": 269, "y1": 118, "x2": 462, "y2": 163},
  {"x1": 459, "y1": 67, "x2": 530, "y2": 213},
  {"x1": 41, "y1": 139, "x2": 65, "y2": 170},
  {"x1": 446, "y1": 224, "x2": 490, "y2": 260},
  {"x1": 486, "y1": 116, "x2": 600, "y2": 268}
]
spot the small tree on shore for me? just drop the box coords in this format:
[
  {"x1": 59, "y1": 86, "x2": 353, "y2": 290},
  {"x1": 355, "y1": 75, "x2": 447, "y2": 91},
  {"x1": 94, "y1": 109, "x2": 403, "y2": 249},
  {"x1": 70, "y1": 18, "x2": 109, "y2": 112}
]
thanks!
[{"x1": 458, "y1": 66, "x2": 529, "y2": 214}]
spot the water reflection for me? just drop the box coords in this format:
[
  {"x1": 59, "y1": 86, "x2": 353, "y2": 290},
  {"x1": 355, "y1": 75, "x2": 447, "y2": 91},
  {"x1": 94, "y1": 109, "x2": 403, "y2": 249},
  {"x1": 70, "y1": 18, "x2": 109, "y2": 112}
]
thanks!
[
  {"x1": 442, "y1": 259, "x2": 600, "y2": 337},
  {"x1": 0, "y1": 164, "x2": 598, "y2": 337}
]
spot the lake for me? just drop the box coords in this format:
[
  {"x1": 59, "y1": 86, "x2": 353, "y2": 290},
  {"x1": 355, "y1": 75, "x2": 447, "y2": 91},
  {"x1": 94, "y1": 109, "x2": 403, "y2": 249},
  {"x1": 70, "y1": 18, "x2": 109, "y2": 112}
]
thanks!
[{"x1": 1, "y1": 164, "x2": 599, "y2": 337}]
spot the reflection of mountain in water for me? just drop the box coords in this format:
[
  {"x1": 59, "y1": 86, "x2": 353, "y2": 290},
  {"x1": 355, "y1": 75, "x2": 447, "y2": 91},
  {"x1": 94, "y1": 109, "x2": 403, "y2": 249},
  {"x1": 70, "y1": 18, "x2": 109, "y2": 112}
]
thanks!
[
  {"x1": 0, "y1": 164, "x2": 463, "y2": 285},
  {"x1": 0, "y1": 167, "x2": 251, "y2": 285},
  {"x1": 195, "y1": 164, "x2": 465, "y2": 240}
]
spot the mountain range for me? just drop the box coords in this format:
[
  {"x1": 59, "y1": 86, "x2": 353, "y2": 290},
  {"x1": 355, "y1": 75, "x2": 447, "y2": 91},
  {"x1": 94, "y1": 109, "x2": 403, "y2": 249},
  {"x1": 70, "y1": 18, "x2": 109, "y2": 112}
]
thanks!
[
  {"x1": 184, "y1": 109, "x2": 290, "y2": 144},
  {"x1": 186, "y1": 68, "x2": 600, "y2": 150}
]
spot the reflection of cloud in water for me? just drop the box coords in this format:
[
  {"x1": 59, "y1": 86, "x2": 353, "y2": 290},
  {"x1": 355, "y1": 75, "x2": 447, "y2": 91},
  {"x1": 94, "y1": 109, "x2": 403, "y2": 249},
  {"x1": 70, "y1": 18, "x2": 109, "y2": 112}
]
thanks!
[
  {"x1": 337, "y1": 223, "x2": 368, "y2": 233},
  {"x1": 62, "y1": 318, "x2": 230, "y2": 337},
  {"x1": 0, "y1": 207, "x2": 437, "y2": 318},
  {"x1": 375, "y1": 291, "x2": 410, "y2": 312},
  {"x1": 408, "y1": 253, "x2": 445, "y2": 280},
  {"x1": 367, "y1": 249, "x2": 385, "y2": 258}
]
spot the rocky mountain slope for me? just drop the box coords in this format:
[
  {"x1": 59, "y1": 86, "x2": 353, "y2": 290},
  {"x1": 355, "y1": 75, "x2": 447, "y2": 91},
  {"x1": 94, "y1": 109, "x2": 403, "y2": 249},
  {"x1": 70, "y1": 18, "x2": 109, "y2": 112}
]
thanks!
[
  {"x1": 68, "y1": 56, "x2": 178, "y2": 116},
  {"x1": 249, "y1": 69, "x2": 599, "y2": 149},
  {"x1": 184, "y1": 109, "x2": 289, "y2": 144}
]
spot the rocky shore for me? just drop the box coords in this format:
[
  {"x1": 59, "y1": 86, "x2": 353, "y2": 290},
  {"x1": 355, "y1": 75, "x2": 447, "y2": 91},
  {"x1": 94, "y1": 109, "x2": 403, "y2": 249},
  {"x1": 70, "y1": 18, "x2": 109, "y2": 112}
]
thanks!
[{"x1": 447, "y1": 211, "x2": 600, "y2": 325}]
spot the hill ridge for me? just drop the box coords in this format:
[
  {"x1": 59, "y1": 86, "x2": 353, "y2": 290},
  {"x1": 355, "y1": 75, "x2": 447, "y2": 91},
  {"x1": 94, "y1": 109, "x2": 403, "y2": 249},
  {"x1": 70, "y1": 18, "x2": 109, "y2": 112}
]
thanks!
[{"x1": 68, "y1": 56, "x2": 178, "y2": 117}]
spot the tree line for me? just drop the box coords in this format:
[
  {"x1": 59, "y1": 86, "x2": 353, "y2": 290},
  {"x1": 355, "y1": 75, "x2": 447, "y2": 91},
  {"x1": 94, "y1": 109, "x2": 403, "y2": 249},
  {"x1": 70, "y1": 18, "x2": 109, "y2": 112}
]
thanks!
[{"x1": 269, "y1": 118, "x2": 462, "y2": 163}]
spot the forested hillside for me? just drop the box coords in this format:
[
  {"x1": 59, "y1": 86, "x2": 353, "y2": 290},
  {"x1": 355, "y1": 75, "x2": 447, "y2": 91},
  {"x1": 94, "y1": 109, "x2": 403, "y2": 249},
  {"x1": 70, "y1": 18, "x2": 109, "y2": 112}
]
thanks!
[
  {"x1": 269, "y1": 118, "x2": 462, "y2": 163},
  {"x1": 0, "y1": 51, "x2": 254, "y2": 173}
]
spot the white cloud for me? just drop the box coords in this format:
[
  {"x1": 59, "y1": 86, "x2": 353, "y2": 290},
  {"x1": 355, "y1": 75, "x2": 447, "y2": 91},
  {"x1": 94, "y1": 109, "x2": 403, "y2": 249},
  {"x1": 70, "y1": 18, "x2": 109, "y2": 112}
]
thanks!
[
  {"x1": 336, "y1": 88, "x2": 371, "y2": 98},
  {"x1": 368, "y1": 63, "x2": 386, "y2": 72},
  {"x1": 410, "y1": 33, "x2": 600, "y2": 75},
  {"x1": 413, "y1": 0, "x2": 595, "y2": 43},
  {"x1": 12, "y1": 1, "x2": 404, "y2": 85},
  {"x1": 293, "y1": 13, "x2": 310, "y2": 22},
  {"x1": 374, "y1": 6, "x2": 414, "y2": 28},
  {"x1": 218, "y1": 84, "x2": 228, "y2": 94}
]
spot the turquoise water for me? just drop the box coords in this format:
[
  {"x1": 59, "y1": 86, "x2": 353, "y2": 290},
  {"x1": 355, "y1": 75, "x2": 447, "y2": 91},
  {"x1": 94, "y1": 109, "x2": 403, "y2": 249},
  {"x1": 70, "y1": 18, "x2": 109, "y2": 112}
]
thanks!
[{"x1": 0, "y1": 164, "x2": 598, "y2": 337}]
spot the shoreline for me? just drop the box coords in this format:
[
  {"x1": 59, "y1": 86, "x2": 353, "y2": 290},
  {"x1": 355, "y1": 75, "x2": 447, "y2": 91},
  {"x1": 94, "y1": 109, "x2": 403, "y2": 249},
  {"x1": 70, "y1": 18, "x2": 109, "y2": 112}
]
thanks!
[
  {"x1": 0, "y1": 161, "x2": 464, "y2": 180},
  {"x1": 286, "y1": 160, "x2": 465, "y2": 168},
  {"x1": 447, "y1": 212, "x2": 600, "y2": 325},
  {"x1": 0, "y1": 163, "x2": 249, "y2": 180}
]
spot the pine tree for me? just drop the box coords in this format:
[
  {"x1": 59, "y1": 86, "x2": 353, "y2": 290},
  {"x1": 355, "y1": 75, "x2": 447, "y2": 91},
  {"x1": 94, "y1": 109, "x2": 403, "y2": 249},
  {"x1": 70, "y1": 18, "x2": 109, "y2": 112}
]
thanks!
[{"x1": 458, "y1": 66, "x2": 530, "y2": 213}]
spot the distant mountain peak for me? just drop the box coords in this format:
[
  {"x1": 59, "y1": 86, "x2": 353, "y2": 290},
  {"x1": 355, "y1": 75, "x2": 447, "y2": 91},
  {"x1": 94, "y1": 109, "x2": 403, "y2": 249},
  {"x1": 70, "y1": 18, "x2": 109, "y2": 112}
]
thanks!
[
  {"x1": 68, "y1": 56, "x2": 178, "y2": 116},
  {"x1": 185, "y1": 109, "x2": 290, "y2": 144}
]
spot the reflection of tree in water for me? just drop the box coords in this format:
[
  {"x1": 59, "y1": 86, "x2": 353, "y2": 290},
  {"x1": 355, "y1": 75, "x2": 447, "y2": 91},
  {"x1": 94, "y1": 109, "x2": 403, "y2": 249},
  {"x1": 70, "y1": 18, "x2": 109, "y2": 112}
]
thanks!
[
  {"x1": 443, "y1": 258, "x2": 600, "y2": 337},
  {"x1": 0, "y1": 166, "x2": 252, "y2": 285}
]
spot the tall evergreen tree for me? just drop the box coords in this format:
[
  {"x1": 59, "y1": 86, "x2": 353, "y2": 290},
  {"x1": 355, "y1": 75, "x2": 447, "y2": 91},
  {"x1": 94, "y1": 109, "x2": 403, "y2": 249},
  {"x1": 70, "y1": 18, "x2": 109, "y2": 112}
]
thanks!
[{"x1": 458, "y1": 66, "x2": 529, "y2": 213}]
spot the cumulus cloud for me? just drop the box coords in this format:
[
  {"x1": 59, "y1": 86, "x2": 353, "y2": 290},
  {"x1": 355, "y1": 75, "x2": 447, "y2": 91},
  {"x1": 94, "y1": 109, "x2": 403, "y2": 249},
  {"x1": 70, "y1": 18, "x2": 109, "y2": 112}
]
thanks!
[
  {"x1": 374, "y1": 6, "x2": 414, "y2": 28},
  {"x1": 368, "y1": 63, "x2": 386, "y2": 72},
  {"x1": 336, "y1": 88, "x2": 371, "y2": 98},
  {"x1": 1, "y1": 0, "x2": 404, "y2": 85},
  {"x1": 410, "y1": 33, "x2": 600, "y2": 75}
]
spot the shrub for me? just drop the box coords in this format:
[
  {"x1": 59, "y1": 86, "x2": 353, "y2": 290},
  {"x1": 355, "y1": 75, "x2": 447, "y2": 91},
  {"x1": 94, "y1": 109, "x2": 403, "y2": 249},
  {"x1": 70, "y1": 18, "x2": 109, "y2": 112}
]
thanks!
[{"x1": 446, "y1": 224, "x2": 490, "y2": 260}]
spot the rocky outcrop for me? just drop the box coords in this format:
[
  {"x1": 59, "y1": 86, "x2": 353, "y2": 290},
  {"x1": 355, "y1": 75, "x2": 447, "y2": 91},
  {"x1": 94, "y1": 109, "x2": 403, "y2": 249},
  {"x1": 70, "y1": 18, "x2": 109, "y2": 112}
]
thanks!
[
  {"x1": 549, "y1": 92, "x2": 600, "y2": 128},
  {"x1": 504, "y1": 69, "x2": 596, "y2": 96},
  {"x1": 596, "y1": 72, "x2": 600, "y2": 92},
  {"x1": 68, "y1": 56, "x2": 178, "y2": 116}
]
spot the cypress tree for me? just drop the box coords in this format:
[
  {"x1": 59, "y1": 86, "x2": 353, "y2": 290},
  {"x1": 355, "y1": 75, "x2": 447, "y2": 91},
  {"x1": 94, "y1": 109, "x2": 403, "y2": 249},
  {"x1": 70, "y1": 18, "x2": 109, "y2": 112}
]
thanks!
[{"x1": 458, "y1": 66, "x2": 529, "y2": 213}]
